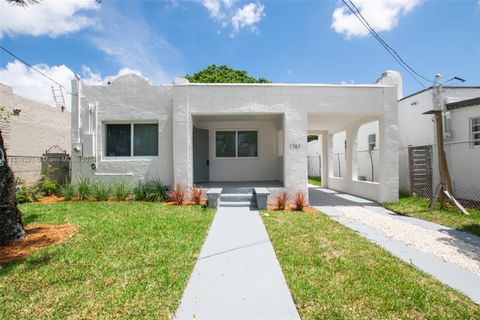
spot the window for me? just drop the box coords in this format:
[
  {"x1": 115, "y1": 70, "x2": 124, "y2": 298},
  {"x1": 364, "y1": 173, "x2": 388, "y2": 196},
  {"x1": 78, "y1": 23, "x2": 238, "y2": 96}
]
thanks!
[
  {"x1": 368, "y1": 134, "x2": 376, "y2": 151},
  {"x1": 106, "y1": 123, "x2": 158, "y2": 157},
  {"x1": 215, "y1": 130, "x2": 258, "y2": 158},
  {"x1": 471, "y1": 117, "x2": 480, "y2": 147}
]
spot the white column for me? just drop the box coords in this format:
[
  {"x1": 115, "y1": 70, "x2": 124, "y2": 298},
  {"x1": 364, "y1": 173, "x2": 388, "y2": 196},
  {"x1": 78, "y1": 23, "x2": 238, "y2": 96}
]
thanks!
[
  {"x1": 378, "y1": 87, "x2": 399, "y2": 202},
  {"x1": 172, "y1": 86, "x2": 193, "y2": 187},
  {"x1": 321, "y1": 132, "x2": 329, "y2": 188},
  {"x1": 283, "y1": 111, "x2": 308, "y2": 193},
  {"x1": 345, "y1": 124, "x2": 359, "y2": 185}
]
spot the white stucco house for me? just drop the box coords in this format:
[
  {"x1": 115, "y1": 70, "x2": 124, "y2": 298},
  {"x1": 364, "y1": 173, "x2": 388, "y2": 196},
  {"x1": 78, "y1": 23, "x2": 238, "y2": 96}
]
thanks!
[{"x1": 70, "y1": 72, "x2": 399, "y2": 203}]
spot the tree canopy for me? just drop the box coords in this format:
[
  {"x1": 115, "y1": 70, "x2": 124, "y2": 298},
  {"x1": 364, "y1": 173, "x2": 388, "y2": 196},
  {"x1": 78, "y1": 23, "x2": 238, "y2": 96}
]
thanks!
[{"x1": 185, "y1": 65, "x2": 271, "y2": 83}]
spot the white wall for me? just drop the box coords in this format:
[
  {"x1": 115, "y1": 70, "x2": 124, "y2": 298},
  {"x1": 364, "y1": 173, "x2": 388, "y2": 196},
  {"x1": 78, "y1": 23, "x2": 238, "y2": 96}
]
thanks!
[
  {"x1": 71, "y1": 74, "x2": 174, "y2": 185},
  {"x1": 194, "y1": 119, "x2": 282, "y2": 181}
]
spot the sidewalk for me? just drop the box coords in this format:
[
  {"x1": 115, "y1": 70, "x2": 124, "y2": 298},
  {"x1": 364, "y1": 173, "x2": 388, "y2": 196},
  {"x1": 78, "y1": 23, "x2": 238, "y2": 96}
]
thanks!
[{"x1": 174, "y1": 206, "x2": 300, "y2": 320}]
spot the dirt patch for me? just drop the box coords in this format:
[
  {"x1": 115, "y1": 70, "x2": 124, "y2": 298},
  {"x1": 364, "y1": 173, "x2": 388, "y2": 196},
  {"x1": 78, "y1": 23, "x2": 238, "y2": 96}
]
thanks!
[
  {"x1": 0, "y1": 224, "x2": 78, "y2": 264},
  {"x1": 37, "y1": 195, "x2": 65, "y2": 203},
  {"x1": 268, "y1": 204, "x2": 317, "y2": 213}
]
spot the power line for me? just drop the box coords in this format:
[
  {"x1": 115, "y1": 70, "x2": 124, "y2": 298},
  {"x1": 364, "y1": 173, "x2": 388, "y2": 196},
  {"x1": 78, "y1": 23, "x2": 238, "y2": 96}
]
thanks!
[
  {"x1": 0, "y1": 46, "x2": 74, "y2": 94},
  {"x1": 342, "y1": 0, "x2": 433, "y2": 88}
]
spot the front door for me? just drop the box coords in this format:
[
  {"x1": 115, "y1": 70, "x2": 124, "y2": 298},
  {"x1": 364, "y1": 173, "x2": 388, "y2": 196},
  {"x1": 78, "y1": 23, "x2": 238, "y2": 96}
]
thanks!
[{"x1": 193, "y1": 127, "x2": 209, "y2": 183}]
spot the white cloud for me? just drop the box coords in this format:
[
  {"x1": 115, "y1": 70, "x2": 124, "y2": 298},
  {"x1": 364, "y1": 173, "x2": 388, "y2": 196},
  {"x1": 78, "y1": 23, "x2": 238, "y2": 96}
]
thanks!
[
  {"x1": 0, "y1": 0, "x2": 99, "y2": 38},
  {"x1": 91, "y1": 2, "x2": 183, "y2": 83},
  {"x1": 0, "y1": 60, "x2": 144, "y2": 110},
  {"x1": 331, "y1": 0, "x2": 422, "y2": 38},
  {"x1": 0, "y1": 60, "x2": 74, "y2": 109},
  {"x1": 232, "y1": 2, "x2": 265, "y2": 34},
  {"x1": 200, "y1": 0, "x2": 265, "y2": 35}
]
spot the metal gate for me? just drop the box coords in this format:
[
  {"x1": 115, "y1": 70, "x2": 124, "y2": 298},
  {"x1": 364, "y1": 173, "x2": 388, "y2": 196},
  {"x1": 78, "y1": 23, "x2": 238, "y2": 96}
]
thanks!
[{"x1": 408, "y1": 145, "x2": 433, "y2": 197}]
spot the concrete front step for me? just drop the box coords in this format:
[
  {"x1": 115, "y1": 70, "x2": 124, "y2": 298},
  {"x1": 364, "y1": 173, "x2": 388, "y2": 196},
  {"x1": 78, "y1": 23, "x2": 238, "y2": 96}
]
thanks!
[
  {"x1": 219, "y1": 201, "x2": 255, "y2": 207},
  {"x1": 220, "y1": 193, "x2": 254, "y2": 202}
]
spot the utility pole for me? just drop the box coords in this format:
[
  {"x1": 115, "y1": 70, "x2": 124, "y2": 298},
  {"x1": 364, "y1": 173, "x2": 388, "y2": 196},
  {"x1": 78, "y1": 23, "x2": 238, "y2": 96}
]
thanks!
[{"x1": 424, "y1": 74, "x2": 467, "y2": 214}]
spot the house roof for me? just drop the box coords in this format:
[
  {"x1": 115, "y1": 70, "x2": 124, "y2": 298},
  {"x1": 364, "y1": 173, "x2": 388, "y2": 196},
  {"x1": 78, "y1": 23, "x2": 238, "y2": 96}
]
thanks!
[
  {"x1": 446, "y1": 96, "x2": 480, "y2": 110},
  {"x1": 399, "y1": 86, "x2": 480, "y2": 102}
]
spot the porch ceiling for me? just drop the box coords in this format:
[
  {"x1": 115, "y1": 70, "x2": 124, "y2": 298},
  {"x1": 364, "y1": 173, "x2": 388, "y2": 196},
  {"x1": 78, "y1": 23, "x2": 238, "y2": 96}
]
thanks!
[
  {"x1": 307, "y1": 112, "x2": 378, "y2": 133},
  {"x1": 193, "y1": 114, "x2": 282, "y2": 122}
]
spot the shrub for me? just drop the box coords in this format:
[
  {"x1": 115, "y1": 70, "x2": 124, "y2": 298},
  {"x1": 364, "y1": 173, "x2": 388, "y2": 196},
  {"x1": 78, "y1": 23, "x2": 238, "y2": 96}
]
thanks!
[
  {"x1": 74, "y1": 178, "x2": 92, "y2": 200},
  {"x1": 59, "y1": 183, "x2": 74, "y2": 201},
  {"x1": 191, "y1": 185, "x2": 203, "y2": 205},
  {"x1": 134, "y1": 180, "x2": 167, "y2": 202},
  {"x1": 168, "y1": 184, "x2": 185, "y2": 206},
  {"x1": 112, "y1": 180, "x2": 133, "y2": 201},
  {"x1": 16, "y1": 186, "x2": 34, "y2": 203},
  {"x1": 42, "y1": 180, "x2": 58, "y2": 196},
  {"x1": 293, "y1": 192, "x2": 307, "y2": 211},
  {"x1": 92, "y1": 182, "x2": 111, "y2": 201},
  {"x1": 274, "y1": 191, "x2": 289, "y2": 210}
]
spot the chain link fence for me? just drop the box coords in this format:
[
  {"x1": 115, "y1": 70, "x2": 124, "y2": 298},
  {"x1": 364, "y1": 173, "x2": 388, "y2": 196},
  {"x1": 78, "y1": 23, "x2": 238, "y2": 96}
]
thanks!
[{"x1": 404, "y1": 140, "x2": 480, "y2": 209}]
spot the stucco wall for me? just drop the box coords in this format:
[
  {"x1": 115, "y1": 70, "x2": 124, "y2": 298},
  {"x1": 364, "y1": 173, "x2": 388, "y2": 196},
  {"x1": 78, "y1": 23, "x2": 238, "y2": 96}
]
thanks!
[
  {"x1": 0, "y1": 83, "x2": 70, "y2": 183},
  {"x1": 71, "y1": 75, "x2": 174, "y2": 185},
  {"x1": 194, "y1": 119, "x2": 282, "y2": 182}
]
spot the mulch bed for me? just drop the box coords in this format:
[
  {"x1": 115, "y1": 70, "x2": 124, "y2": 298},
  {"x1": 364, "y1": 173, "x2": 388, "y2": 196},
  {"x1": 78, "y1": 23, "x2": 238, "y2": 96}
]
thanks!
[
  {"x1": 268, "y1": 204, "x2": 317, "y2": 213},
  {"x1": 37, "y1": 195, "x2": 65, "y2": 203},
  {"x1": 0, "y1": 224, "x2": 78, "y2": 264}
]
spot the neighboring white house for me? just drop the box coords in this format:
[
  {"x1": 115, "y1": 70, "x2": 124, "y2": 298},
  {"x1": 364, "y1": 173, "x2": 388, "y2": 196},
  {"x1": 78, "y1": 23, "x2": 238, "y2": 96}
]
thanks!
[
  {"x1": 0, "y1": 83, "x2": 70, "y2": 183},
  {"x1": 397, "y1": 86, "x2": 480, "y2": 195},
  {"x1": 71, "y1": 72, "x2": 399, "y2": 203}
]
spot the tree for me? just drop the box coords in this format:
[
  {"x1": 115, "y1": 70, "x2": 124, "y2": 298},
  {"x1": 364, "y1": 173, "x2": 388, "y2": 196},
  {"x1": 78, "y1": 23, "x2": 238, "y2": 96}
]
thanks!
[
  {"x1": 5, "y1": 0, "x2": 39, "y2": 6},
  {"x1": 185, "y1": 65, "x2": 271, "y2": 83},
  {"x1": 307, "y1": 135, "x2": 318, "y2": 142},
  {"x1": 0, "y1": 108, "x2": 25, "y2": 245}
]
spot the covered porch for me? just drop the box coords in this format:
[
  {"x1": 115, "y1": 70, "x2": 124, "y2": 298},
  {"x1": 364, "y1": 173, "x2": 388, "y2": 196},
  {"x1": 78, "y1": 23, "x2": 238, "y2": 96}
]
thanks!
[
  {"x1": 191, "y1": 114, "x2": 285, "y2": 186},
  {"x1": 307, "y1": 111, "x2": 398, "y2": 203}
]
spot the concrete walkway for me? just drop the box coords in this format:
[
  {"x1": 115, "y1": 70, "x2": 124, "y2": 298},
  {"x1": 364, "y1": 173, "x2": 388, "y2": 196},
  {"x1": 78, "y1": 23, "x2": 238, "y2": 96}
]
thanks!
[
  {"x1": 174, "y1": 206, "x2": 300, "y2": 320},
  {"x1": 309, "y1": 186, "x2": 480, "y2": 304}
]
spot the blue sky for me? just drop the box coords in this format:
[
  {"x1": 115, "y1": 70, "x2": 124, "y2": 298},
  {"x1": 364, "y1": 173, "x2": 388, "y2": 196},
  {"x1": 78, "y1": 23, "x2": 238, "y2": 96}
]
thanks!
[{"x1": 0, "y1": 0, "x2": 479, "y2": 107}]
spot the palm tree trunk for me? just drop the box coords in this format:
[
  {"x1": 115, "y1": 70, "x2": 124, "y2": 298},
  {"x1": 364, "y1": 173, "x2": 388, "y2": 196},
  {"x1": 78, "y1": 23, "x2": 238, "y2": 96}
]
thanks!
[{"x1": 0, "y1": 128, "x2": 25, "y2": 245}]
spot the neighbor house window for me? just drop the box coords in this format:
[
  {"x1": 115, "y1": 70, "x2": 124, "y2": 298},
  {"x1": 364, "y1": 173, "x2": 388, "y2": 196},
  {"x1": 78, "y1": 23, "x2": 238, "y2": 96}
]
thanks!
[
  {"x1": 216, "y1": 130, "x2": 258, "y2": 158},
  {"x1": 471, "y1": 117, "x2": 480, "y2": 147},
  {"x1": 368, "y1": 134, "x2": 376, "y2": 151},
  {"x1": 106, "y1": 123, "x2": 158, "y2": 157}
]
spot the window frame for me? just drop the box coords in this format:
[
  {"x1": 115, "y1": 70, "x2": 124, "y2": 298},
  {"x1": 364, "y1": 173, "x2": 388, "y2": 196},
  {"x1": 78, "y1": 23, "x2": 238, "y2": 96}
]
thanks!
[
  {"x1": 103, "y1": 121, "x2": 159, "y2": 159},
  {"x1": 470, "y1": 117, "x2": 480, "y2": 148},
  {"x1": 214, "y1": 129, "x2": 259, "y2": 159}
]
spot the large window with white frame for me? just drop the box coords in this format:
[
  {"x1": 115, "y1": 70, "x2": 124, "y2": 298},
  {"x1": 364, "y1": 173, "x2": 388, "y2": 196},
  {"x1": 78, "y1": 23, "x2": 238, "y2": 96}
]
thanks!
[
  {"x1": 471, "y1": 117, "x2": 480, "y2": 147},
  {"x1": 215, "y1": 130, "x2": 258, "y2": 158},
  {"x1": 105, "y1": 123, "x2": 158, "y2": 157}
]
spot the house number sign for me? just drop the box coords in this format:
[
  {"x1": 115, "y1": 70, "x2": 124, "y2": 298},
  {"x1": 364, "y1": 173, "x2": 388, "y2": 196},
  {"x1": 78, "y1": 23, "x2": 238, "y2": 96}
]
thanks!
[{"x1": 289, "y1": 143, "x2": 302, "y2": 151}]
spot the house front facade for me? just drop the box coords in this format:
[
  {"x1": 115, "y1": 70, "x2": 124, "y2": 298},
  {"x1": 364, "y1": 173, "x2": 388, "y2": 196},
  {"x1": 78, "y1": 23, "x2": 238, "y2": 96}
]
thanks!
[{"x1": 71, "y1": 73, "x2": 399, "y2": 203}]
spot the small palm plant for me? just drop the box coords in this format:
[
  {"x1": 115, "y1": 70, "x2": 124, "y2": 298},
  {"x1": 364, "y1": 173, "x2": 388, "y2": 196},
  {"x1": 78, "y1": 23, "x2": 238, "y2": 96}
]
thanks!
[
  {"x1": 293, "y1": 192, "x2": 307, "y2": 211},
  {"x1": 191, "y1": 185, "x2": 203, "y2": 205},
  {"x1": 274, "y1": 191, "x2": 289, "y2": 210},
  {"x1": 168, "y1": 184, "x2": 185, "y2": 206}
]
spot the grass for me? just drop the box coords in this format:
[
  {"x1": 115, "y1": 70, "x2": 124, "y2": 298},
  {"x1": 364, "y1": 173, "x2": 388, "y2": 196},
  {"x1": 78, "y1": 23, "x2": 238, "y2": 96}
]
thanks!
[
  {"x1": 308, "y1": 176, "x2": 322, "y2": 186},
  {"x1": 0, "y1": 202, "x2": 214, "y2": 319},
  {"x1": 385, "y1": 195, "x2": 480, "y2": 237},
  {"x1": 262, "y1": 210, "x2": 480, "y2": 319}
]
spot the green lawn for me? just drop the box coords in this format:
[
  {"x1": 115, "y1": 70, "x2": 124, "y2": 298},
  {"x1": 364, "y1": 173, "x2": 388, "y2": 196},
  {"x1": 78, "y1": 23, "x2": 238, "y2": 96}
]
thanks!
[
  {"x1": 0, "y1": 202, "x2": 214, "y2": 319},
  {"x1": 385, "y1": 195, "x2": 480, "y2": 237},
  {"x1": 308, "y1": 176, "x2": 322, "y2": 187},
  {"x1": 262, "y1": 210, "x2": 480, "y2": 319}
]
